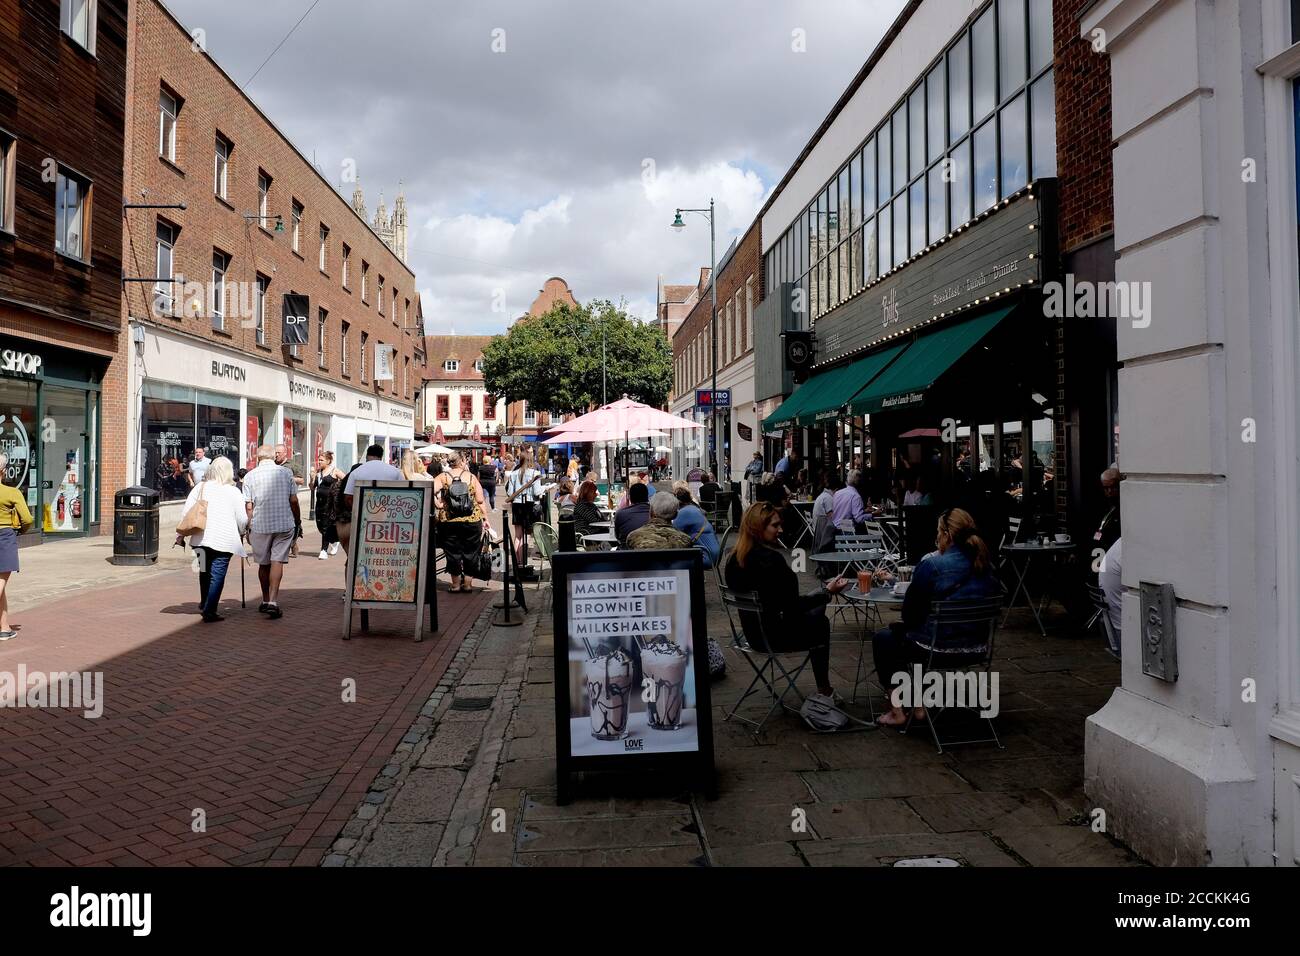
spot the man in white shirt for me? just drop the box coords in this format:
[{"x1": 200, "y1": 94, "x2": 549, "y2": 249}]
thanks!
[
  {"x1": 187, "y1": 448, "x2": 210, "y2": 487},
  {"x1": 337, "y1": 445, "x2": 403, "y2": 567},
  {"x1": 1099, "y1": 537, "x2": 1122, "y2": 657}
]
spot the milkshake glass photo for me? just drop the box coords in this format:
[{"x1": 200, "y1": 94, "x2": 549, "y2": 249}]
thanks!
[
  {"x1": 640, "y1": 638, "x2": 688, "y2": 730},
  {"x1": 584, "y1": 647, "x2": 633, "y2": 740}
]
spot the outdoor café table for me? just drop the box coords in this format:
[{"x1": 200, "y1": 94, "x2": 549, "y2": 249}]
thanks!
[
  {"x1": 787, "y1": 499, "x2": 817, "y2": 551},
  {"x1": 588, "y1": 520, "x2": 612, "y2": 529},
  {"x1": 1000, "y1": 540, "x2": 1076, "y2": 637},
  {"x1": 841, "y1": 585, "x2": 906, "y2": 704},
  {"x1": 581, "y1": 532, "x2": 619, "y2": 551},
  {"x1": 809, "y1": 549, "x2": 884, "y2": 576}
]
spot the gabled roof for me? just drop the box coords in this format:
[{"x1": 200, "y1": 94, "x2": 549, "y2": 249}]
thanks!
[{"x1": 422, "y1": 335, "x2": 496, "y2": 382}]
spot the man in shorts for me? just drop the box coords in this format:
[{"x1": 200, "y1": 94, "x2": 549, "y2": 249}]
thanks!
[{"x1": 243, "y1": 445, "x2": 300, "y2": 619}]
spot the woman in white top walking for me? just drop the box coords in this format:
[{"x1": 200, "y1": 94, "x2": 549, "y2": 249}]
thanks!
[{"x1": 179, "y1": 456, "x2": 248, "y2": 623}]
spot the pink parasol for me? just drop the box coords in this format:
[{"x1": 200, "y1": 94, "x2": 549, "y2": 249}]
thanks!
[{"x1": 543, "y1": 395, "x2": 703, "y2": 437}]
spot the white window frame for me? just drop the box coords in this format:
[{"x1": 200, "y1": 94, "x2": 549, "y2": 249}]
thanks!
[
  {"x1": 54, "y1": 166, "x2": 89, "y2": 260},
  {"x1": 158, "y1": 89, "x2": 178, "y2": 162},
  {"x1": 745, "y1": 275, "x2": 754, "y2": 352},
  {"x1": 291, "y1": 200, "x2": 303, "y2": 253},
  {"x1": 361, "y1": 262, "x2": 369, "y2": 301},
  {"x1": 258, "y1": 171, "x2": 270, "y2": 221},
  {"x1": 342, "y1": 244, "x2": 351, "y2": 288},
  {"x1": 214, "y1": 134, "x2": 230, "y2": 199},
  {"x1": 361, "y1": 333, "x2": 368, "y2": 383},
  {"x1": 319, "y1": 223, "x2": 329, "y2": 271},
  {"x1": 474, "y1": 358, "x2": 484, "y2": 372},
  {"x1": 341, "y1": 321, "x2": 350, "y2": 375},
  {"x1": 733, "y1": 291, "x2": 743, "y2": 356},
  {"x1": 154, "y1": 220, "x2": 176, "y2": 317},
  {"x1": 378, "y1": 276, "x2": 385, "y2": 315},
  {"x1": 0, "y1": 133, "x2": 12, "y2": 233},
  {"x1": 523, "y1": 402, "x2": 536, "y2": 425},
  {"x1": 211, "y1": 250, "x2": 228, "y2": 331},
  {"x1": 318, "y1": 308, "x2": 328, "y2": 368},
  {"x1": 444, "y1": 359, "x2": 459, "y2": 373},
  {"x1": 255, "y1": 274, "x2": 268, "y2": 346},
  {"x1": 61, "y1": 0, "x2": 96, "y2": 54}
]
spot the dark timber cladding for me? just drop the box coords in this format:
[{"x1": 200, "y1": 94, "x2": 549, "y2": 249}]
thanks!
[{"x1": 811, "y1": 183, "x2": 1051, "y2": 368}]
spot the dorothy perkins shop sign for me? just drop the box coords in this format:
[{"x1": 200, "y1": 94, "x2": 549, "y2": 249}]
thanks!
[{"x1": 814, "y1": 185, "x2": 1048, "y2": 365}]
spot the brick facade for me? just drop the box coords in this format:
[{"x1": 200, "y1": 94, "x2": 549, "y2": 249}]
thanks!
[
  {"x1": 0, "y1": 0, "x2": 130, "y2": 535},
  {"x1": 671, "y1": 219, "x2": 761, "y2": 399},
  {"x1": 119, "y1": 0, "x2": 421, "y2": 411}
]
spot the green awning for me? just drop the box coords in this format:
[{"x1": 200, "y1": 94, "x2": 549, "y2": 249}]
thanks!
[
  {"x1": 793, "y1": 343, "x2": 908, "y2": 425},
  {"x1": 849, "y1": 305, "x2": 1014, "y2": 415},
  {"x1": 762, "y1": 386, "x2": 811, "y2": 432}
]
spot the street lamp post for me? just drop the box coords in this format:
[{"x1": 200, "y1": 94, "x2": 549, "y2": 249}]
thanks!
[{"x1": 672, "y1": 199, "x2": 719, "y2": 482}]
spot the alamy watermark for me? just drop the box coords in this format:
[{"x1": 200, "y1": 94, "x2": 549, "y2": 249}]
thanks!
[
  {"x1": 1042, "y1": 274, "x2": 1152, "y2": 328},
  {"x1": 889, "y1": 665, "x2": 1000, "y2": 719},
  {"x1": 0, "y1": 665, "x2": 104, "y2": 719}
]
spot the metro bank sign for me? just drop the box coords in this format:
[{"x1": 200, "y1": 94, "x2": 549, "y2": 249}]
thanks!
[{"x1": 812, "y1": 181, "x2": 1054, "y2": 367}]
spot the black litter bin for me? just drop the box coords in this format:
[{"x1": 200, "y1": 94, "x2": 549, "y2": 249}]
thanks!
[{"x1": 112, "y1": 486, "x2": 160, "y2": 566}]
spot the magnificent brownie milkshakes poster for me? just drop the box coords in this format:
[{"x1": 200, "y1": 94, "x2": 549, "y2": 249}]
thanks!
[{"x1": 564, "y1": 568, "x2": 699, "y2": 756}]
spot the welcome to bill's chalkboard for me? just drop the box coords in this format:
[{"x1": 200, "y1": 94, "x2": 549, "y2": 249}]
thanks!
[{"x1": 343, "y1": 480, "x2": 433, "y2": 641}]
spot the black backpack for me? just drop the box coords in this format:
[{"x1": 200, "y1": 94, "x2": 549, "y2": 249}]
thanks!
[{"x1": 445, "y1": 470, "x2": 475, "y2": 519}]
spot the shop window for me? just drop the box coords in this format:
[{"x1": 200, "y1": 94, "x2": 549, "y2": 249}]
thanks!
[
  {"x1": 483, "y1": 394, "x2": 496, "y2": 420},
  {"x1": 863, "y1": 216, "x2": 878, "y2": 285},
  {"x1": 878, "y1": 118, "x2": 892, "y2": 199},
  {"x1": 950, "y1": 138, "x2": 972, "y2": 227},
  {"x1": 140, "y1": 381, "x2": 196, "y2": 502},
  {"x1": 1031, "y1": 71, "x2": 1057, "y2": 179},
  {"x1": 892, "y1": 194, "x2": 907, "y2": 268},
  {"x1": 196, "y1": 390, "x2": 240, "y2": 466},
  {"x1": 974, "y1": 120, "x2": 998, "y2": 214},
  {"x1": 1029, "y1": 0, "x2": 1053, "y2": 75},
  {"x1": 877, "y1": 204, "x2": 892, "y2": 278},
  {"x1": 1000, "y1": 92, "x2": 1029, "y2": 197},
  {"x1": 972, "y1": 7, "x2": 996, "y2": 122},
  {"x1": 909, "y1": 178, "x2": 926, "y2": 255},
  {"x1": 891, "y1": 107, "x2": 907, "y2": 195},
  {"x1": 948, "y1": 33, "x2": 971, "y2": 144},
  {"x1": 999, "y1": 0, "x2": 1027, "y2": 100},
  {"x1": 927, "y1": 164, "x2": 947, "y2": 243},
  {"x1": 437, "y1": 395, "x2": 449, "y2": 420},
  {"x1": 55, "y1": 167, "x2": 89, "y2": 260},
  {"x1": 283, "y1": 409, "x2": 308, "y2": 480},
  {"x1": 861, "y1": 136, "x2": 876, "y2": 215},
  {"x1": 908, "y1": 85, "x2": 925, "y2": 180},
  {"x1": 927, "y1": 61, "x2": 946, "y2": 165},
  {"x1": 460, "y1": 395, "x2": 473, "y2": 420},
  {"x1": 0, "y1": 379, "x2": 37, "y2": 511},
  {"x1": 838, "y1": 166, "x2": 851, "y2": 242}
]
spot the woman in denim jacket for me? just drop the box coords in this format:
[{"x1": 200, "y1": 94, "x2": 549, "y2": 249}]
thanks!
[{"x1": 872, "y1": 508, "x2": 1000, "y2": 727}]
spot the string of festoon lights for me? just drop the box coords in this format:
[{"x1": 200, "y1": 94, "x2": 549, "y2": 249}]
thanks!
[{"x1": 808, "y1": 182, "x2": 1040, "y2": 371}]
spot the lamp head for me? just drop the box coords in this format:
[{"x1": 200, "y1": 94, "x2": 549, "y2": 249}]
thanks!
[
  {"x1": 671, "y1": 211, "x2": 685, "y2": 232},
  {"x1": 274, "y1": 215, "x2": 285, "y2": 234}
]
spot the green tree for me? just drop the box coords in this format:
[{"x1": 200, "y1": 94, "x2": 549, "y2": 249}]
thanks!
[{"x1": 481, "y1": 299, "x2": 671, "y2": 414}]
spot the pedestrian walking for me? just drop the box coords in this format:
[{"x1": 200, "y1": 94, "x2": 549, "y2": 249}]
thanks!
[
  {"x1": 333, "y1": 461, "x2": 363, "y2": 570},
  {"x1": 179, "y1": 456, "x2": 247, "y2": 623},
  {"x1": 310, "y1": 451, "x2": 344, "y2": 559},
  {"x1": 187, "y1": 447, "x2": 210, "y2": 488},
  {"x1": 478, "y1": 454, "x2": 498, "y2": 511},
  {"x1": 243, "y1": 445, "x2": 301, "y2": 619},
  {"x1": 434, "y1": 452, "x2": 489, "y2": 593},
  {"x1": 0, "y1": 452, "x2": 35, "y2": 641}
]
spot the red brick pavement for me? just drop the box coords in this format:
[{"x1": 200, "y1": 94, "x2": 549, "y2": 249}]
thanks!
[{"x1": 0, "y1": 544, "x2": 494, "y2": 866}]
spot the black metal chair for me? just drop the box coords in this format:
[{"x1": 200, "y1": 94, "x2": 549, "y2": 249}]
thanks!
[
  {"x1": 901, "y1": 596, "x2": 1006, "y2": 754},
  {"x1": 1086, "y1": 582, "x2": 1121, "y2": 660},
  {"x1": 719, "y1": 585, "x2": 825, "y2": 739}
]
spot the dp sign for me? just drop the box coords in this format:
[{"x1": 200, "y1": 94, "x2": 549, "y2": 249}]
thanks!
[{"x1": 282, "y1": 294, "x2": 310, "y2": 345}]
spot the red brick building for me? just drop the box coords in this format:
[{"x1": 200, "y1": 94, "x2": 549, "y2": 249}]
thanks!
[
  {"x1": 120, "y1": 0, "x2": 424, "y2": 508},
  {"x1": 0, "y1": 0, "x2": 129, "y2": 543}
]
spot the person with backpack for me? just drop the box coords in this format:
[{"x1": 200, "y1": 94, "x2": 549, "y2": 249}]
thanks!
[{"x1": 434, "y1": 451, "x2": 489, "y2": 593}]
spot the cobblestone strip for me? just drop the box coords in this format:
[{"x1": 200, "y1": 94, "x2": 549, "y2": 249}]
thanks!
[{"x1": 322, "y1": 598, "x2": 535, "y2": 866}]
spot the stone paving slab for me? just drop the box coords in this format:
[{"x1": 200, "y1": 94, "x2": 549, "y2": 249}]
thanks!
[
  {"x1": 800, "y1": 831, "x2": 1022, "y2": 867},
  {"x1": 906, "y1": 790, "x2": 1077, "y2": 832}
]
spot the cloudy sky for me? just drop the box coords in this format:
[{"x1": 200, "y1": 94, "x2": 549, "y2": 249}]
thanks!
[{"x1": 166, "y1": 0, "x2": 906, "y2": 334}]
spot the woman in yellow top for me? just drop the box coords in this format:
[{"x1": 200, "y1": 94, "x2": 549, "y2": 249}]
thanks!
[
  {"x1": 0, "y1": 452, "x2": 35, "y2": 640},
  {"x1": 433, "y1": 451, "x2": 489, "y2": 593}
]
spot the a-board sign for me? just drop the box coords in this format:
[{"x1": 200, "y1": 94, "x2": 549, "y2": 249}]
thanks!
[
  {"x1": 551, "y1": 549, "x2": 715, "y2": 802},
  {"x1": 343, "y1": 480, "x2": 433, "y2": 641}
]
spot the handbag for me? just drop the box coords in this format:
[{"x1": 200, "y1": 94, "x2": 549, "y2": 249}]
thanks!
[
  {"x1": 470, "y1": 536, "x2": 495, "y2": 581},
  {"x1": 176, "y1": 484, "x2": 208, "y2": 536}
]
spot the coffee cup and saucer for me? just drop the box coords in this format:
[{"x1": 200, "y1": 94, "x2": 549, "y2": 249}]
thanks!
[{"x1": 1054, "y1": 533, "x2": 1071, "y2": 544}]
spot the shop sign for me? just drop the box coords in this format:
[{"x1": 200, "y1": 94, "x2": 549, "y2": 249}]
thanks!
[
  {"x1": 357, "y1": 398, "x2": 376, "y2": 415},
  {"x1": 245, "y1": 416, "x2": 259, "y2": 469},
  {"x1": 289, "y1": 380, "x2": 338, "y2": 406},
  {"x1": 814, "y1": 187, "x2": 1045, "y2": 366},
  {"x1": 375, "y1": 345, "x2": 395, "y2": 381},
  {"x1": 344, "y1": 481, "x2": 434, "y2": 641},
  {"x1": 387, "y1": 404, "x2": 413, "y2": 424},
  {"x1": 207, "y1": 435, "x2": 234, "y2": 458},
  {"x1": 282, "y1": 294, "x2": 310, "y2": 345},
  {"x1": 1, "y1": 349, "x2": 43, "y2": 378},
  {"x1": 0, "y1": 414, "x2": 31, "y2": 487},
  {"x1": 211, "y1": 360, "x2": 247, "y2": 383}
]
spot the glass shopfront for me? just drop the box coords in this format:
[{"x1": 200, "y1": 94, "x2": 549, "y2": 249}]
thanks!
[
  {"x1": 140, "y1": 384, "x2": 243, "y2": 502},
  {"x1": 1, "y1": 336, "x2": 104, "y2": 541},
  {"x1": 247, "y1": 400, "x2": 278, "y2": 470}
]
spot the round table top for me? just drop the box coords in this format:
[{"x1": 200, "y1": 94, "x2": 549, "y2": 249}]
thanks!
[
  {"x1": 582, "y1": 532, "x2": 619, "y2": 543},
  {"x1": 588, "y1": 520, "x2": 612, "y2": 528},
  {"x1": 789, "y1": 499, "x2": 816, "y2": 508},
  {"x1": 809, "y1": 550, "x2": 883, "y2": 563},
  {"x1": 844, "y1": 584, "x2": 906, "y2": 604},
  {"x1": 1002, "y1": 541, "x2": 1076, "y2": 552}
]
